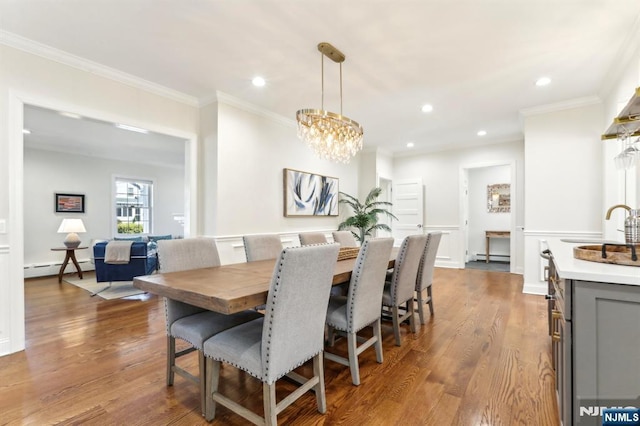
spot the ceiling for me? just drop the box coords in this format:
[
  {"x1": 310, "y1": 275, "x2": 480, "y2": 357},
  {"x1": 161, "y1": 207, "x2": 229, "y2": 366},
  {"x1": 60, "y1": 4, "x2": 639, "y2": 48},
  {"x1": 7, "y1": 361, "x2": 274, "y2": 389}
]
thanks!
[{"x1": 3, "y1": 1, "x2": 640, "y2": 157}]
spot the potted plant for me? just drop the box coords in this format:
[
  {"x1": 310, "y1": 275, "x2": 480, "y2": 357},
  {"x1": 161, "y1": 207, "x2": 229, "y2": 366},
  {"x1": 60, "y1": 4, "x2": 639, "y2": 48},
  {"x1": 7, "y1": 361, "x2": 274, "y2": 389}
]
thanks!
[{"x1": 338, "y1": 187, "x2": 398, "y2": 243}]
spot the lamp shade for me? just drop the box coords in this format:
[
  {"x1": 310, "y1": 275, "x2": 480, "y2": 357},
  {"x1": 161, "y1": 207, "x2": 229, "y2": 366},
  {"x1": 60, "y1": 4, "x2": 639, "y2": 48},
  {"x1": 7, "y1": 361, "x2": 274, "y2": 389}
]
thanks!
[
  {"x1": 57, "y1": 218, "x2": 86, "y2": 248},
  {"x1": 57, "y1": 218, "x2": 86, "y2": 233}
]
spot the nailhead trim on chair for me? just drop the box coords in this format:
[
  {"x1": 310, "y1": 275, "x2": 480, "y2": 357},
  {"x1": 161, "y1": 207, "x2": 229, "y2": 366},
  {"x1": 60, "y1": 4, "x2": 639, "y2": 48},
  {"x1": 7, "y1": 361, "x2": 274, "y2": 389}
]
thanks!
[{"x1": 383, "y1": 238, "x2": 410, "y2": 307}]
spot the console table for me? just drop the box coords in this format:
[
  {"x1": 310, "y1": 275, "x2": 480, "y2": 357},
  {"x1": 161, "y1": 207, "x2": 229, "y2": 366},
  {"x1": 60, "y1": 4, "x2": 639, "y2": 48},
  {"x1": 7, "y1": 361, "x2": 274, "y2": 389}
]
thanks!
[
  {"x1": 485, "y1": 231, "x2": 510, "y2": 263},
  {"x1": 51, "y1": 246, "x2": 88, "y2": 283}
]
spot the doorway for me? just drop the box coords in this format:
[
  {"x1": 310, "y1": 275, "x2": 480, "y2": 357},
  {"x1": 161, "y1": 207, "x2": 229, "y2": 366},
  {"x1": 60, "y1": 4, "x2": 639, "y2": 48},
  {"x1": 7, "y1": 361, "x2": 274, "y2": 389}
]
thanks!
[
  {"x1": 7, "y1": 91, "x2": 198, "y2": 354},
  {"x1": 460, "y1": 162, "x2": 515, "y2": 273}
]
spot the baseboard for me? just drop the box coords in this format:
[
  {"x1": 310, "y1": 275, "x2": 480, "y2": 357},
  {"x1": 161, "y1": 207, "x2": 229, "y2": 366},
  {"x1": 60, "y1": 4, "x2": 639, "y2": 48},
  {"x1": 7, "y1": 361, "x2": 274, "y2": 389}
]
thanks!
[
  {"x1": 523, "y1": 282, "x2": 547, "y2": 295},
  {"x1": 24, "y1": 261, "x2": 95, "y2": 278}
]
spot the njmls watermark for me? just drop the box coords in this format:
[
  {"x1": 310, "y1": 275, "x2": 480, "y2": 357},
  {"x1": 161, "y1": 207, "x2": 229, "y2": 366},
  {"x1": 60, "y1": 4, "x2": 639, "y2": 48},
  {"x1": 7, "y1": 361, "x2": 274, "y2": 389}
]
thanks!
[{"x1": 578, "y1": 397, "x2": 640, "y2": 425}]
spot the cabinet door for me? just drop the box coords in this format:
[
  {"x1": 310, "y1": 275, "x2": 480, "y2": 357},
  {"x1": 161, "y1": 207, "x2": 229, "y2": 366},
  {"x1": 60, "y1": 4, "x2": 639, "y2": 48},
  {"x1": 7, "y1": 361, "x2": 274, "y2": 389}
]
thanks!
[{"x1": 574, "y1": 280, "x2": 640, "y2": 426}]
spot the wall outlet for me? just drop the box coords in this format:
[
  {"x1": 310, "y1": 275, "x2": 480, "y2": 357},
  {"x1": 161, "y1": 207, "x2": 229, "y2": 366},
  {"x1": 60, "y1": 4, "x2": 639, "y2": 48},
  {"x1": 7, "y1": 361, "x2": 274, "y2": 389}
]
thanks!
[{"x1": 0, "y1": 219, "x2": 5, "y2": 234}]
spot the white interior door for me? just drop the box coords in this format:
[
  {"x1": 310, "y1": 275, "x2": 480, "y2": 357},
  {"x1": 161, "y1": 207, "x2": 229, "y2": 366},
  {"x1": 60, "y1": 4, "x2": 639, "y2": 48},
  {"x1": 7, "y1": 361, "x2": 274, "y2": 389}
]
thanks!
[{"x1": 392, "y1": 178, "x2": 424, "y2": 243}]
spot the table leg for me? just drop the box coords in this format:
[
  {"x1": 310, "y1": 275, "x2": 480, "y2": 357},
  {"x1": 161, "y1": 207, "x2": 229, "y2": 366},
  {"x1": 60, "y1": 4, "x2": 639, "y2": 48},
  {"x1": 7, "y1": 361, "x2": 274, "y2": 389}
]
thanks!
[
  {"x1": 69, "y1": 250, "x2": 83, "y2": 280},
  {"x1": 57, "y1": 249, "x2": 83, "y2": 283},
  {"x1": 486, "y1": 236, "x2": 490, "y2": 263},
  {"x1": 58, "y1": 251, "x2": 71, "y2": 283}
]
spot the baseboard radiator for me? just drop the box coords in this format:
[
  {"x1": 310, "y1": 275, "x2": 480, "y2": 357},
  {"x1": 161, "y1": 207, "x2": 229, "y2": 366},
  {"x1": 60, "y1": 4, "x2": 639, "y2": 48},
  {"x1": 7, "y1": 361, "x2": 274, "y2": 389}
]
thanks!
[{"x1": 23, "y1": 259, "x2": 95, "y2": 278}]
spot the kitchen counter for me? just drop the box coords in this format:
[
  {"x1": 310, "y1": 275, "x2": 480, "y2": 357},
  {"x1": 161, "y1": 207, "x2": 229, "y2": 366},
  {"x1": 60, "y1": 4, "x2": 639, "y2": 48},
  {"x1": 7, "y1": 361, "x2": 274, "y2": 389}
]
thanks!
[{"x1": 547, "y1": 240, "x2": 640, "y2": 286}]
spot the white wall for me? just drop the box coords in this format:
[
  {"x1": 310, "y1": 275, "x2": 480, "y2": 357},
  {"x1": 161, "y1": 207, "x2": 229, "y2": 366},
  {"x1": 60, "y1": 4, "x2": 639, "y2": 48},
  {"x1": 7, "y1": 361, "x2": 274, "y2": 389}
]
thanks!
[
  {"x1": 468, "y1": 165, "x2": 511, "y2": 261},
  {"x1": 212, "y1": 100, "x2": 359, "y2": 236},
  {"x1": 23, "y1": 148, "x2": 185, "y2": 274},
  {"x1": 393, "y1": 141, "x2": 524, "y2": 270},
  {"x1": 522, "y1": 101, "x2": 604, "y2": 294}
]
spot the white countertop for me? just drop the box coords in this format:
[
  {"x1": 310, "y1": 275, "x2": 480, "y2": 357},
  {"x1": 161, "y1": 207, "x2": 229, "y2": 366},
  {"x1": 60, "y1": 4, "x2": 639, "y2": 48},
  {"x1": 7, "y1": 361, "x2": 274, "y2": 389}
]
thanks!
[{"x1": 548, "y1": 240, "x2": 640, "y2": 286}]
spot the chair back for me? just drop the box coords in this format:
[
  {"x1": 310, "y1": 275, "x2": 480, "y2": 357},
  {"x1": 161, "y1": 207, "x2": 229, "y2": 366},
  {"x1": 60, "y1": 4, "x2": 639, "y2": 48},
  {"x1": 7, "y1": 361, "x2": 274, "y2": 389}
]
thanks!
[
  {"x1": 299, "y1": 232, "x2": 328, "y2": 245},
  {"x1": 416, "y1": 231, "x2": 442, "y2": 292},
  {"x1": 157, "y1": 238, "x2": 221, "y2": 326},
  {"x1": 157, "y1": 238, "x2": 220, "y2": 272},
  {"x1": 243, "y1": 234, "x2": 283, "y2": 261},
  {"x1": 388, "y1": 234, "x2": 428, "y2": 305},
  {"x1": 332, "y1": 231, "x2": 358, "y2": 247},
  {"x1": 347, "y1": 238, "x2": 394, "y2": 332},
  {"x1": 261, "y1": 243, "x2": 339, "y2": 384}
]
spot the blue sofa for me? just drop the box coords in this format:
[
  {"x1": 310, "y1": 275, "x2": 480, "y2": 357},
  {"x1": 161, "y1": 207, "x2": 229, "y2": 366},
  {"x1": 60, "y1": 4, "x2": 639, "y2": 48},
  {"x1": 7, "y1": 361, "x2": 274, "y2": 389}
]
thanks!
[{"x1": 93, "y1": 241, "x2": 158, "y2": 283}]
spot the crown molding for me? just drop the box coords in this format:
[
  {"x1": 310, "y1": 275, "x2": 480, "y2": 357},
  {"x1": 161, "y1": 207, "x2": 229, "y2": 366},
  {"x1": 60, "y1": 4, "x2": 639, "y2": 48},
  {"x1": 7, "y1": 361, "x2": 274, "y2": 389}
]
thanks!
[
  {"x1": 599, "y1": 13, "x2": 640, "y2": 98},
  {"x1": 212, "y1": 91, "x2": 296, "y2": 128},
  {"x1": 0, "y1": 30, "x2": 198, "y2": 107},
  {"x1": 519, "y1": 95, "x2": 602, "y2": 117}
]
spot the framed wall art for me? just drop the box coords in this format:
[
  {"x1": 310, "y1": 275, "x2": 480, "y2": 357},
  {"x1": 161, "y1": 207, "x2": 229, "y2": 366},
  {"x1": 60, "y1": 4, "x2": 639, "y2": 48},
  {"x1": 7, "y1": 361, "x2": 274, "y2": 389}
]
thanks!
[
  {"x1": 283, "y1": 168, "x2": 339, "y2": 217},
  {"x1": 487, "y1": 184, "x2": 510, "y2": 213},
  {"x1": 55, "y1": 193, "x2": 85, "y2": 213}
]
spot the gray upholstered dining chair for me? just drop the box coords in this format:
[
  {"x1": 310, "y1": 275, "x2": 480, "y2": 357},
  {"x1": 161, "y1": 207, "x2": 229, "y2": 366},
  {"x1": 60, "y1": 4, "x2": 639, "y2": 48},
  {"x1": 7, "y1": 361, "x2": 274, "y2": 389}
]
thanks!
[
  {"x1": 158, "y1": 238, "x2": 262, "y2": 416},
  {"x1": 203, "y1": 243, "x2": 340, "y2": 425},
  {"x1": 381, "y1": 234, "x2": 428, "y2": 346},
  {"x1": 299, "y1": 232, "x2": 328, "y2": 245},
  {"x1": 243, "y1": 234, "x2": 283, "y2": 262},
  {"x1": 332, "y1": 230, "x2": 358, "y2": 247},
  {"x1": 325, "y1": 237, "x2": 394, "y2": 385},
  {"x1": 416, "y1": 231, "x2": 442, "y2": 324}
]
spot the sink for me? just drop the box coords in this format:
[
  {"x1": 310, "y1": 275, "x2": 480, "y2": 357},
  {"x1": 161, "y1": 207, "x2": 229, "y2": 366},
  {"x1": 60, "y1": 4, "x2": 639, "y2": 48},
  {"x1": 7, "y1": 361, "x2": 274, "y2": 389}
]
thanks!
[{"x1": 573, "y1": 244, "x2": 640, "y2": 267}]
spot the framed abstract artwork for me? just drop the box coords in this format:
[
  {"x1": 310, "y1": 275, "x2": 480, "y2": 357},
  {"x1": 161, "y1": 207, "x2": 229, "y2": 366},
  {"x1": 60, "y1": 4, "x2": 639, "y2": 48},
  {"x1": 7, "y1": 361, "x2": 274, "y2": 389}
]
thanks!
[
  {"x1": 283, "y1": 168, "x2": 339, "y2": 217},
  {"x1": 55, "y1": 193, "x2": 85, "y2": 213}
]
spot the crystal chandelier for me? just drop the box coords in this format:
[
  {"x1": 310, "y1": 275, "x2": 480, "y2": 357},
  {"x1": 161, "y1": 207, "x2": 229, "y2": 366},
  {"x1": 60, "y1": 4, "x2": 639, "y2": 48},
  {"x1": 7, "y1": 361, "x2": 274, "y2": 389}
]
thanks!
[{"x1": 296, "y1": 42, "x2": 363, "y2": 164}]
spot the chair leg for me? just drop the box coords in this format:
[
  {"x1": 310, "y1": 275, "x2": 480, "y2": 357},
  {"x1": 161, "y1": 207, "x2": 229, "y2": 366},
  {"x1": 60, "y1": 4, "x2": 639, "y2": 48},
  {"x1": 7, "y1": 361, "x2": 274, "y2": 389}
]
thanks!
[
  {"x1": 392, "y1": 306, "x2": 402, "y2": 346},
  {"x1": 167, "y1": 336, "x2": 175, "y2": 386},
  {"x1": 347, "y1": 332, "x2": 360, "y2": 386},
  {"x1": 417, "y1": 290, "x2": 426, "y2": 325},
  {"x1": 313, "y1": 353, "x2": 327, "y2": 413},
  {"x1": 427, "y1": 285, "x2": 434, "y2": 315},
  {"x1": 263, "y1": 382, "x2": 278, "y2": 426},
  {"x1": 408, "y1": 301, "x2": 417, "y2": 333},
  {"x1": 327, "y1": 325, "x2": 336, "y2": 347},
  {"x1": 204, "y1": 358, "x2": 220, "y2": 421},
  {"x1": 198, "y1": 351, "x2": 206, "y2": 416},
  {"x1": 373, "y1": 319, "x2": 384, "y2": 364}
]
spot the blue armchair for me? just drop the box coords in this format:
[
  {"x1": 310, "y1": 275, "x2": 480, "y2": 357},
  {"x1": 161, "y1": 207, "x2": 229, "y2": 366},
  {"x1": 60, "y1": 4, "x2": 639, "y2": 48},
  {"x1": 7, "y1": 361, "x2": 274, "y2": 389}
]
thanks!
[{"x1": 93, "y1": 241, "x2": 157, "y2": 290}]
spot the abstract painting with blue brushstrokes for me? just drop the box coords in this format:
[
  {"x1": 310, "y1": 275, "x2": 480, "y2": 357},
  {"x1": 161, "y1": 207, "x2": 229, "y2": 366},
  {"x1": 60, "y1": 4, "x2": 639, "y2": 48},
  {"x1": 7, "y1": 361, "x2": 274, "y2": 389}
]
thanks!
[{"x1": 283, "y1": 168, "x2": 339, "y2": 216}]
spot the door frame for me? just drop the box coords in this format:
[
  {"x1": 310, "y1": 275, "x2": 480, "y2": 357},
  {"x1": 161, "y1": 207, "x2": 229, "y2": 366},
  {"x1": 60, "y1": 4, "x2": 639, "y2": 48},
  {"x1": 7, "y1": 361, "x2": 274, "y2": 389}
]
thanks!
[
  {"x1": 459, "y1": 160, "x2": 517, "y2": 272},
  {"x1": 7, "y1": 89, "x2": 198, "y2": 354}
]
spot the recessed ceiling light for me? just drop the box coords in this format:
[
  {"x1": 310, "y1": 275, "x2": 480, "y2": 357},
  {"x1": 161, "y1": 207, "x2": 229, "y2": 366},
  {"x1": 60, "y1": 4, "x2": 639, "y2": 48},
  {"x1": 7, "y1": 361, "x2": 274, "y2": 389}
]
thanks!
[
  {"x1": 406, "y1": 142, "x2": 415, "y2": 148},
  {"x1": 535, "y1": 77, "x2": 551, "y2": 87},
  {"x1": 421, "y1": 104, "x2": 433, "y2": 113},
  {"x1": 115, "y1": 123, "x2": 149, "y2": 134},
  {"x1": 59, "y1": 111, "x2": 82, "y2": 119},
  {"x1": 252, "y1": 76, "x2": 266, "y2": 87},
  {"x1": 477, "y1": 130, "x2": 487, "y2": 136},
  {"x1": 22, "y1": 129, "x2": 31, "y2": 134}
]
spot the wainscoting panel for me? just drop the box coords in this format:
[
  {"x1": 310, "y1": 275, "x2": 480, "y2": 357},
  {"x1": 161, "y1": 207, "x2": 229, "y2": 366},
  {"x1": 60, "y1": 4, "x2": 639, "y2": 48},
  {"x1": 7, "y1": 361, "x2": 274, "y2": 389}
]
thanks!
[
  {"x1": 425, "y1": 226, "x2": 460, "y2": 269},
  {"x1": 213, "y1": 230, "x2": 334, "y2": 266},
  {"x1": 522, "y1": 230, "x2": 602, "y2": 295}
]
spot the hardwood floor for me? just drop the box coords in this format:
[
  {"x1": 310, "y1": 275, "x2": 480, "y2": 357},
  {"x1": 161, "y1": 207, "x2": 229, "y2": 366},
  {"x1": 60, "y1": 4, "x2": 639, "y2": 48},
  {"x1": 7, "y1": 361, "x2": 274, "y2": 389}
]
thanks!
[{"x1": 0, "y1": 268, "x2": 559, "y2": 425}]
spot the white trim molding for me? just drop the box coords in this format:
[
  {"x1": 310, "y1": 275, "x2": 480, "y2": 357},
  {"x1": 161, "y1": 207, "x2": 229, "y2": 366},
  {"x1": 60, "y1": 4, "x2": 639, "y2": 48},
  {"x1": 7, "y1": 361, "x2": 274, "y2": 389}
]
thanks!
[
  {"x1": 0, "y1": 30, "x2": 198, "y2": 106},
  {"x1": 212, "y1": 91, "x2": 295, "y2": 128}
]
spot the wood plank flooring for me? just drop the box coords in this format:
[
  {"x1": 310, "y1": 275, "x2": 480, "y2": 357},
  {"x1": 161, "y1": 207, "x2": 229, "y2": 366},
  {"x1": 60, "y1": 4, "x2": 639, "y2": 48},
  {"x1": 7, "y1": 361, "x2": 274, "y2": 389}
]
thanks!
[{"x1": 0, "y1": 268, "x2": 559, "y2": 425}]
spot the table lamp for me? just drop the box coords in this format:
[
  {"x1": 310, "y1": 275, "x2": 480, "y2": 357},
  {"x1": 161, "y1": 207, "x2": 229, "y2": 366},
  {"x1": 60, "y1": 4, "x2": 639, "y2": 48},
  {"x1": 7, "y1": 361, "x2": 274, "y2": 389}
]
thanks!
[{"x1": 57, "y1": 218, "x2": 86, "y2": 248}]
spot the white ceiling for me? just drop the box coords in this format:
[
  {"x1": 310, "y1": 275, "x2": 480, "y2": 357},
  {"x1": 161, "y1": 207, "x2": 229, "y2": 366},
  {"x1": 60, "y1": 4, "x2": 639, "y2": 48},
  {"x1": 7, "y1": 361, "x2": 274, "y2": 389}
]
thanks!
[{"x1": 3, "y1": 0, "x2": 640, "y2": 157}]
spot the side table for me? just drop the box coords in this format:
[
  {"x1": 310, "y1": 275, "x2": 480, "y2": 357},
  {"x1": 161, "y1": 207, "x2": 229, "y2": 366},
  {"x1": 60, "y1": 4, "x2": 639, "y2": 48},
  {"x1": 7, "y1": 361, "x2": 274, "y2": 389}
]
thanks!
[
  {"x1": 485, "y1": 231, "x2": 510, "y2": 263},
  {"x1": 51, "y1": 246, "x2": 88, "y2": 283}
]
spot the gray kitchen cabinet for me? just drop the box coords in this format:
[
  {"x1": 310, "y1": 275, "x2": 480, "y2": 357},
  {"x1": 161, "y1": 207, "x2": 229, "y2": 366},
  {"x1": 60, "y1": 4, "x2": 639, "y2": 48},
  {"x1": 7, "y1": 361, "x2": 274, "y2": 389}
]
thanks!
[{"x1": 573, "y1": 280, "x2": 640, "y2": 426}]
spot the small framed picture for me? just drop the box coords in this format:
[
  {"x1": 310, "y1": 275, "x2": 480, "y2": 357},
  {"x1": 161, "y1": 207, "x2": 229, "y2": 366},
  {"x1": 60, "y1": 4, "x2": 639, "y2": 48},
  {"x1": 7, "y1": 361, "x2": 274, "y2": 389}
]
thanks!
[{"x1": 55, "y1": 193, "x2": 85, "y2": 213}]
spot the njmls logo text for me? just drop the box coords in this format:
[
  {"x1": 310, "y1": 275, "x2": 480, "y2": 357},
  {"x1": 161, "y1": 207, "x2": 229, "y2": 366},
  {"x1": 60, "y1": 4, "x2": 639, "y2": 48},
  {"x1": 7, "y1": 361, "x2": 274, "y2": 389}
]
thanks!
[{"x1": 580, "y1": 406, "x2": 639, "y2": 417}]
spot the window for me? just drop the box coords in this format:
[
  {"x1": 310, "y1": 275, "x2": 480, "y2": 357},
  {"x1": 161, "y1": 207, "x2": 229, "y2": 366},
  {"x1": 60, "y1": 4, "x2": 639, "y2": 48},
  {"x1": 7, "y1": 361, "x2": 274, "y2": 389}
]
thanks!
[{"x1": 114, "y1": 177, "x2": 153, "y2": 235}]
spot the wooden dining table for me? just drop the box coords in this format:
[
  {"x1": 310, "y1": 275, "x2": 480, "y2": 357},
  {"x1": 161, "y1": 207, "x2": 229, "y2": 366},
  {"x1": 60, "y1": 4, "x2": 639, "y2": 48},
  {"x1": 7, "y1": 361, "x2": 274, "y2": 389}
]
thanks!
[{"x1": 133, "y1": 249, "x2": 397, "y2": 314}]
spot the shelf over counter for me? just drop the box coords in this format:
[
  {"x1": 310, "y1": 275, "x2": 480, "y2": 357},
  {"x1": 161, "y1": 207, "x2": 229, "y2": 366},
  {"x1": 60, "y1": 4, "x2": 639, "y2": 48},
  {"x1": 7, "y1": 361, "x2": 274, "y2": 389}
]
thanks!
[{"x1": 601, "y1": 86, "x2": 640, "y2": 140}]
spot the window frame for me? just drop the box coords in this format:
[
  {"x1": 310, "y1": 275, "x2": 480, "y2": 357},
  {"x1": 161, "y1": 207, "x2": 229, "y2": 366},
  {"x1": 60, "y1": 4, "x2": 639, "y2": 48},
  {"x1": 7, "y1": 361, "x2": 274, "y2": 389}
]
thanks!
[{"x1": 112, "y1": 176, "x2": 155, "y2": 237}]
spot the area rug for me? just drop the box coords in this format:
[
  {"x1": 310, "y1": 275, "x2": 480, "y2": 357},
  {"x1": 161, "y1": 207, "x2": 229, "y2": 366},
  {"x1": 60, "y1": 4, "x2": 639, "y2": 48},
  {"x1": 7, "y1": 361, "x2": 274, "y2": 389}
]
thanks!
[{"x1": 63, "y1": 277, "x2": 145, "y2": 300}]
